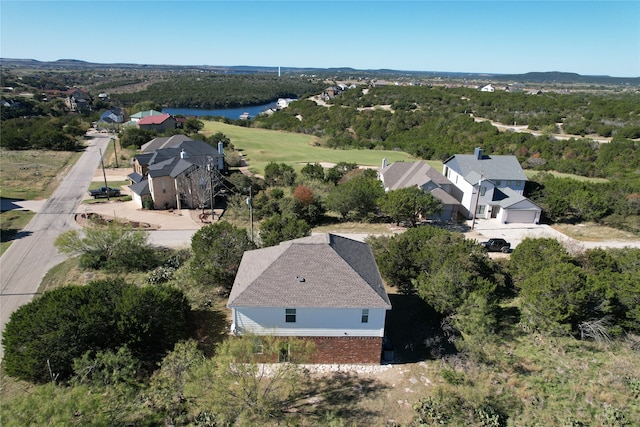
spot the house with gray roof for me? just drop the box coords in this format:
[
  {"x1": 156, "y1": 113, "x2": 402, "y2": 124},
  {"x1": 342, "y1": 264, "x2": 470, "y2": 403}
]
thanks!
[
  {"x1": 228, "y1": 233, "x2": 392, "y2": 364},
  {"x1": 379, "y1": 160, "x2": 463, "y2": 221},
  {"x1": 443, "y1": 148, "x2": 542, "y2": 223},
  {"x1": 128, "y1": 138, "x2": 224, "y2": 210}
]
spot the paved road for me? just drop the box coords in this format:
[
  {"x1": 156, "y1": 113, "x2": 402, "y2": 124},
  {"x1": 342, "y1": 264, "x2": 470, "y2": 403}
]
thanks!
[{"x1": 0, "y1": 132, "x2": 110, "y2": 361}]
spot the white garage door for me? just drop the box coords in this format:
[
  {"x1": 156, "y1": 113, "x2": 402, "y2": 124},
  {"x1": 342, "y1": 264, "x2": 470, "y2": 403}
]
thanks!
[{"x1": 505, "y1": 210, "x2": 537, "y2": 223}]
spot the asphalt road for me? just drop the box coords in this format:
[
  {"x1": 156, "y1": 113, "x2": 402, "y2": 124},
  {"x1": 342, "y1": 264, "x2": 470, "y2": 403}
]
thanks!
[{"x1": 0, "y1": 131, "x2": 111, "y2": 361}]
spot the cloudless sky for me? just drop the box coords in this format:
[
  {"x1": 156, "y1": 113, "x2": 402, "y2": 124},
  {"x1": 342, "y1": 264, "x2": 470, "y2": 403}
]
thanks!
[{"x1": 1, "y1": 1, "x2": 638, "y2": 77}]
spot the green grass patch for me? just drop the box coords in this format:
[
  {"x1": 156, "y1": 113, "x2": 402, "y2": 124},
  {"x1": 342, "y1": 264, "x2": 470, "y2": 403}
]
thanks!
[
  {"x1": 0, "y1": 209, "x2": 34, "y2": 256},
  {"x1": 201, "y1": 121, "x2": 416, "y2": 175},
  {"x1": 0, "y1": 149, "x2": 82, "y2": 200},
  {"x1": 525, "y1": 169, "x2": 609, "y2": 183}
]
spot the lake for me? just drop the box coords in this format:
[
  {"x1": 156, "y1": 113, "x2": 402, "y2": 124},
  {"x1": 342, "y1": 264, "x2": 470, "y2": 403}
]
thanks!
[{"x1": 164, "y1": 102, "x2": 277, "y2": 120}]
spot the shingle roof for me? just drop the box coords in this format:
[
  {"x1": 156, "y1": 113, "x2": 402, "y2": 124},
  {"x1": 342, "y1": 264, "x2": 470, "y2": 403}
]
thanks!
[
  {"x1": 443, "y1": 151, "x2": 527, "y2": 184},
  {"x1": 228, "y1": 233, "x2": 391, "y2": 309},
  {"x1": 381, "y1": 161, "x2": 453, "y2": 190},
  {"x1": 141, "y1": 134, "x2": 193, "y2": 153},
  {"x1": 129, "y1": 180, "x2": 149, "y2": 196}
]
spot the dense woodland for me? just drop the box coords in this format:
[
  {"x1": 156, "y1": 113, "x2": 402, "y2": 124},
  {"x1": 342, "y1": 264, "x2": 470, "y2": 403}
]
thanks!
[{"x1": 1, "y1": 69, "x2": 640, "y2": 425}]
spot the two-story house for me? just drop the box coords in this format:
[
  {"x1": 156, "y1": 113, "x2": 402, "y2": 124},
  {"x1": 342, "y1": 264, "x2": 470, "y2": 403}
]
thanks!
[
  {"x1": 228, "y1": 233, "x2": 392, "y2": 364},
  {"x1": 128, "y1": 137, "x2": 224, "y2": 210},
  {"x1": 443, "y1": 148, "x2": 542, "y2": 224}
]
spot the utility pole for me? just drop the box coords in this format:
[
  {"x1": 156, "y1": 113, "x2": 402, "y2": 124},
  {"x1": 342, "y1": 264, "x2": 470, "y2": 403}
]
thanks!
[
  {"x1": 99, "y1": 147, "x2": 110, "y2": 201},
  {"x1": 112, "y1": 137, "x2": 119, "y2": 168},
  {"x1": 471, "y1": 174, "x2": 483, "y2": 230}
]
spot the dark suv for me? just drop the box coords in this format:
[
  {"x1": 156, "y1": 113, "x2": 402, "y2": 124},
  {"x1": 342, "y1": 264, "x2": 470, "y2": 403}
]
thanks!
[{"x1": 480, "y1": 238, "x2": 511, "y2": 253}]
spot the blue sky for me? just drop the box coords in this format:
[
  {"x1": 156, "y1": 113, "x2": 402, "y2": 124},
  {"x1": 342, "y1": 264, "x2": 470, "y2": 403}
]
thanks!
[{"x1": 1, "y1": 1, "x2": 638, "y2": 77}]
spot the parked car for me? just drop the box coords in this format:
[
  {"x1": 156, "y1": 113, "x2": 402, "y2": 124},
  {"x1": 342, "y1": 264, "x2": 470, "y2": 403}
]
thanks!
[
  {"x1": 480, "y1": 238, "x2": 511, "y2": 253},
  {"x1": 88, "y1": 186, "x2": 121, "y2": 198}
]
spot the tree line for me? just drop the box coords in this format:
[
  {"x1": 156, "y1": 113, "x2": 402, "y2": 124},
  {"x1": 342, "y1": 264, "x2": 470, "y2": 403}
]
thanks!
[{"x1": 110, "y1": 74, "x2": 327, "y2": 109}]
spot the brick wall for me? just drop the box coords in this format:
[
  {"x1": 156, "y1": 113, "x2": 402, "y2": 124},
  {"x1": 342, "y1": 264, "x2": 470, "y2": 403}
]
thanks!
[{"x1": 307, "y1": 336, "x2": 383, "y2": 364}]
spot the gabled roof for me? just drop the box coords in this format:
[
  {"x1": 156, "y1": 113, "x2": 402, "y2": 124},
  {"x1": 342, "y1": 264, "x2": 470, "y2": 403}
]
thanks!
[
  {"x1": 137, "y1": 113, "x2": 174, "y2": 125},
  {"x1": 130, "y1": 110, "x2": 164, "y2": 119},
  {"x1": 228, "y1": 233, "x2": 391, "y2": 309},
  {"x1": 129, "y1": 179, "x2": 150, "y2": 196},
  {"x1": 141, "y1": 134, "x2": 193, "y2": 153},
  {"x1": 493, "y1": 187, "x2": 542, "y2": 210},
  {"x1": 127, "y1": 172, "x2": 143, "y2": 183},
  {"x1": 381, "y1": 161, "x2": 452, "y2": 190},
  {"x1": 443, "y1": 149, "x2": 527, "y2": 185}
]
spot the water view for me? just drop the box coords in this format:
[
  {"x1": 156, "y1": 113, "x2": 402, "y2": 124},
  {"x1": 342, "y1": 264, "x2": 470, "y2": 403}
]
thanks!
[{"x1": 164, "y1": 102, "x2": 277, "y2": 120}]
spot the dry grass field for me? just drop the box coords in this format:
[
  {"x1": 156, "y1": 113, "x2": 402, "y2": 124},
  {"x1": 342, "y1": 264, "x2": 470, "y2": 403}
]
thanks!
[{"x1": 0, "y1": 149, "x2": 80, "y2": 200}]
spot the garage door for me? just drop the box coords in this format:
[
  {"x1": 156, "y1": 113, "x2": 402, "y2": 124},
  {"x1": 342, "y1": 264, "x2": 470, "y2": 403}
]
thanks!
[{"x1": 505, "y1": 210, "x2": 537, "y2": 223}]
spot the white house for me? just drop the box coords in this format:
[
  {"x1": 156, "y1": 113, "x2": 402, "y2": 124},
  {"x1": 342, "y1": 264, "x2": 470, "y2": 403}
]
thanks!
[
  {"x1": 227, "y1": 233, "x2": 392, "y2": 364},
  {"x1": 480, "y1": 84, "x2": 495, "y2": 92},
  {"x1": 442, "y1": 148, "x2": 542, "y2": 224}
]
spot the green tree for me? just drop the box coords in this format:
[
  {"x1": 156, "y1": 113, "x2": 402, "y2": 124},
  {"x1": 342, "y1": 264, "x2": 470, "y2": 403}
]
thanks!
[
  {"x1": 2, "y1": 279, "x2": 192, "y2": 383},
  {"x1": 189, "y1": 221, "x2": 256, "y2": 290},
  {"x1": 258, "y1": 214, "x2": 310, "y2": 247},
  {"x1": 130, "y1": 101, "x2": 162, "y2": 114},
  {"x1": 148, "y1": 340, "x2": 205, "y2": 417},
  {"x1": 55, "y1": 223, "x2": 157, "y2": 272},
  {"x1": 325, "y1": 174, "x2": 384, "y2": 220},
  {"x1": 325, "y1": 161, "x2": 358, "y2": 184},
  {"x1": 183, "y1": 117, "x2": 204, "y2": 133},
  {"x1": 510, "y1": 237, "x2": 572, "y2": 285},
  {"x1": 118, "y1": 126, "x2": 156, "y2": 149},
  {"x1": 519, "y1": 263, "x2": 591, "y2": 335},
  {"x1": 186, "y1": 335, "x2": 313, "y2": 424},
  {"x1": 377, "y1": 186, "x2": 443, "y2": 226},
  {"x1": 264, "y1": 162, "x2": 296, "y2": 187},
  {"x1": 71, "y1": 346, "x2": 140, "y2": 387},
  {"x1": 451, "y1": 291, "x2": 498, "y2": 357},
  {"x1": 300, "y1": 162, "x2": 325, "y2": 181}
]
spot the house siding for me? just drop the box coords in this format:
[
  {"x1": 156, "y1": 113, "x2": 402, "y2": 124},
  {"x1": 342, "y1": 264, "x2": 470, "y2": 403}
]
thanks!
[
  {"x1": 150, "y1": 176, "x2": 178, "y2": 209},
  {"x1": 232, "y1": 307, "x2": 387, "y2": 337}
]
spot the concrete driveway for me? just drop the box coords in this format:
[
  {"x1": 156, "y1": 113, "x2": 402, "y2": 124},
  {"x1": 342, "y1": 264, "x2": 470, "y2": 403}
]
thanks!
[{"x1": 463, "y1": 218, "x2": 640, "y2": 252}]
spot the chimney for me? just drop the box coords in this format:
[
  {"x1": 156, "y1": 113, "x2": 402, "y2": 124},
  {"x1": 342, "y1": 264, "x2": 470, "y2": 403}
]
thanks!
[
  {"x1": 180, "y1": 149, "x2": 187, "y2": 159},
  {"x1": 474, "y1": 147, "x2": 483, "y2": 159},
  {"x1": 217, "y1": 141, "x2": 224, "y2": 170},
  {"x1": 381, "y1": 158, "x2": 387, "y2": 169}
]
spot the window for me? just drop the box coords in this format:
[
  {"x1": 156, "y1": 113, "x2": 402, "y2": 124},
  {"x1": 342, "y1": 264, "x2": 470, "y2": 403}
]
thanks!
[
  {"x1": 495, "y1": 180, "x2": 502, "y2": 186},
  {"x1": 252, "y1": 339, "x2": 263, "y2": 354},
  {"x1": 477, "y1": 205, "x2": 486, "y2": 215},
  {"x1": 285, "y1": 308, "x2": 296, "y2": 323},
  {"x1": 161, "y1": 180, "x2": 167, "y2": 193},
  {"x1": 515, "y1": 181, "x2": 522, "y2": 187},
  {"x1": 506, "y1": 181, "x2": 511, "y2": 186},
  {"x1": 480, "y1": 186, "x2": 486, "y2": 196},
  {"x1": 361, "y1": 309, "x2": 369, "y2": 323}
]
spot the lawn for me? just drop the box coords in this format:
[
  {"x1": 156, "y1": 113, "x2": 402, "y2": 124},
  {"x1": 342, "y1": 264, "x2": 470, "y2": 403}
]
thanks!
[
  {"x1": 0, "y1": 149, "x2": 81, "y2": 200},
  {"x1": 200, "y1": 121, "x2": 416, "y2": 175}
]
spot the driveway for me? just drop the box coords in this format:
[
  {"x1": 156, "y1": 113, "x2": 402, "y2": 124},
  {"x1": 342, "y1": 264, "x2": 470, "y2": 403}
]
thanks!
[{"x1": 463, "y1": 218, "x2": 640, "y2": 252}]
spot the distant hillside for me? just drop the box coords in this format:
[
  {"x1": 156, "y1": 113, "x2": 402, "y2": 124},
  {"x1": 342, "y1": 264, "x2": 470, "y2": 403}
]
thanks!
[{"x1": 1, "y1": 58, "x2": 638, "y2": 86}]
